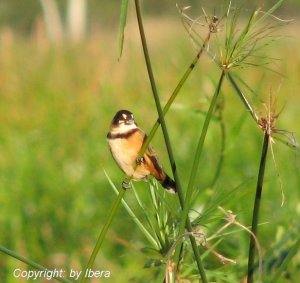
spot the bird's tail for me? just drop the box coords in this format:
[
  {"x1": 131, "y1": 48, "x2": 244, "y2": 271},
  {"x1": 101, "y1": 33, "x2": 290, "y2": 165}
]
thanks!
[{"x1": 160, "y1": 174, "x2": 177, "y2": 194}]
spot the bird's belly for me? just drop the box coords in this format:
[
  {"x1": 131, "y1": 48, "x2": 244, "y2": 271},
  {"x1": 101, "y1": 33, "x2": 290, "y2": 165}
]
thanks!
[{"x1": 108, "y1": 139, "x2": 149, "y2": 179}]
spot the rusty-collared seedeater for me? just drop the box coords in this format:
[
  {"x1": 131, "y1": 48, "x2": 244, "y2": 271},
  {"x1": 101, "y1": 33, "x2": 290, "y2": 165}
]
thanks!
[{"x1": 107, "y1": 110, "x2": 176, "y2": 193}]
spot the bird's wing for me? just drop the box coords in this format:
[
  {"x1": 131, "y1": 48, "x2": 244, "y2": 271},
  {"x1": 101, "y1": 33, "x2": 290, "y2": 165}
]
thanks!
[{"x1": 142, "y1": 135, "x2": 165, "y2": 181}]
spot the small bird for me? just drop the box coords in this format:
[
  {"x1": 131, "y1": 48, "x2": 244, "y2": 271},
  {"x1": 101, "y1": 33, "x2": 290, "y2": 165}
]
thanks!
[{"x1": 107, "y1": 110, "x2": 176, "y2": 193}]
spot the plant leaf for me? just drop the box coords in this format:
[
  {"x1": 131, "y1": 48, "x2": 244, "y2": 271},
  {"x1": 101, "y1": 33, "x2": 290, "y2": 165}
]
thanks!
[
  {"x1": 144, "y1": 258, "x2": 163, "y2": 268},
  {"x1": 118, "y1": 0, "x2": 129, "y2": 59},
  {"x1": 254, "y1": 0, "x2": 284, "y2": 27},
  {"x1": 104, "y1": 170, "x2": 159, "y2": 249}
]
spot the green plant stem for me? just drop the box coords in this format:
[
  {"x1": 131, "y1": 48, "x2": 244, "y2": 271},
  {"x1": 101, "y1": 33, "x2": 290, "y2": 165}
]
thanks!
[
  {"x1": 80, "y1": 189, "x2": 126, "y2": 283},
  {"x1": 81, "y1": 6, "x2": 209, "y2": 281},
  {"x1": 106, "y1": 172, "x2": 159, "y2": 249},
  {"x1": 141, "y1": 33, "x2": 210, "y2": 155},
  {"x1": 0, "y1": 245, "x2": 73, "y2": 283},
  {"x1": 174, "y1": 71, "x2": 225, "y2": 272},
  {"x1": 134, "y1": 0, "x2": 178, "y2": 192},
  {"x1": 247, "y1": 132, "x2": 269, "y2": 283},
  {"x1": 226, "y1": 73, "x2": 259, "y2": 123},
  {"x1": 82, "y1": 1, "x2": 211, "y2": 280},
  {"x1": 134, "y1": 1, "x2": 207, "y2": 282},
  {"x1": 185, "y1": 70, "x2": 224, "y2": 203}
]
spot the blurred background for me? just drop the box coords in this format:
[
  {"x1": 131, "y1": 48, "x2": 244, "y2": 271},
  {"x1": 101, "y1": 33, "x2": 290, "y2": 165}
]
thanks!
[{"x1": 0, "y1": 0, "x2": 299, "y2": 282}]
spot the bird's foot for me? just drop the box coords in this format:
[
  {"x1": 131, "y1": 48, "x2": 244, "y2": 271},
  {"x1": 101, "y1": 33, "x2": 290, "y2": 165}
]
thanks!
[
  {"x1": 122, "y1": 180, "x2": 132, "y2": 190},
  {"x1": 136, "y1": 156, "x2": 145, "y2": 165}
]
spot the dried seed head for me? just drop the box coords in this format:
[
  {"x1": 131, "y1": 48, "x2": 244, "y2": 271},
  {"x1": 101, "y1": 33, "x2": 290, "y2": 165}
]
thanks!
[{"x1": 258, "y1": 116, "x2": 277, "y2": 135}]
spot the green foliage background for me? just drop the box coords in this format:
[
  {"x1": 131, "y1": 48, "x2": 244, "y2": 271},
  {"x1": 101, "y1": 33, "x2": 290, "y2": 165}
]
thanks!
[
  {"x1": 0, "y1": 0, "x2": 299, "y2": 32},
  {"x1": 0, "y1": 1, "x2": 299, "y2": 282}
]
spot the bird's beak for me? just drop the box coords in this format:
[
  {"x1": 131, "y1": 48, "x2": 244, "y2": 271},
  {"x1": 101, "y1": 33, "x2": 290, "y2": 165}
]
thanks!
[{"x1": 126, "y1": 119, "x2": 134, "y2": 125}]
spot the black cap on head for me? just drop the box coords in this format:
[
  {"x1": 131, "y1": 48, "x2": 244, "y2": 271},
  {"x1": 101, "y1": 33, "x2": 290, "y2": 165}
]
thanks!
[{"x1": 112, "y1": 110, "x2": 134, "y2": 126}]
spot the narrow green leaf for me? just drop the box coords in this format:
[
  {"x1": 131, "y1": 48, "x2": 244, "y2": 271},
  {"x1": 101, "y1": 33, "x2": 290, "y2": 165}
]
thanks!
[
  {"x1": 194, "y1": 179, "x2": 253, "y2": 225},
  {"x1": 80, "y1": 187, "x2": 126, "y2": 283},
  {"x1": 118, "y1": 0, "x2": 129, "y2": 59},
  {"x1": 132, "y1": 186, "x2": 163, "y2": 248},
  {"x1": 228, "y1": 8, "x2": 256, "y2": 62},
  {"x1": 144, "y1": 258, "x2": 163, "y2": 268},
  {"x1": 104, "y1": 171, "x2": 159, "y2": 249},
  {"x1": 226, "y1": 73, "x2": 259, "y2": 123},
  {"x1": 254, "y1": 0, "x2": 284, "y2": 27},
  {"x1": 225, "y1": 6, "x2": 240, "y2": 61},
  {"x1": 238, "y1": 9, "x2": 257, "y2": 43},
  {"x1": 0, "y1": 245, "x2": 73, "y2": 283}
]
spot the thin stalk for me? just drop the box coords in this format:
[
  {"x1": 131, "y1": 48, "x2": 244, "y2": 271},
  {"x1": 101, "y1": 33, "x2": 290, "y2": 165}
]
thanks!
[
  {"x1": 81, "y1": 2, "x2": 211, "y2": 280},
  {"x1": 105, "y1": 171, "x2": 159, "y2": 249},
  {"x1": 0, "y1": 245, "x2": 73, "y2": 283},
  {"x1": 134, "y1": 1, "x2": 207, "y2": 282},
  {"x1": 174, "y1": 70, "x2": 225, "y2": 267},
  {"x1": 247, "y1": 132, "x2": 269, "y2": 283},
  {"x1": 226, "y1": 73, "x2": 259, "y2": 123},
  {"x1": 142, "y1": 32, "x2": 210, "y2": 155},
  {"x1": 80, "y1": 9, "x2": 209, "y2": 282},
  {"x1": 80, "y1": 189, "x2": 126, "y2": 283}
]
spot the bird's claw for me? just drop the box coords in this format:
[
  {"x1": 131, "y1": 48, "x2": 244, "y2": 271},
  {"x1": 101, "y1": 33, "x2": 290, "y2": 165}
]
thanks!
[
  {"x1": 122, "y1": 180, "x2": 132, "y2": 190},
  {"x1": 136, "y1": 156, "x2": 144, "y2": 165}
]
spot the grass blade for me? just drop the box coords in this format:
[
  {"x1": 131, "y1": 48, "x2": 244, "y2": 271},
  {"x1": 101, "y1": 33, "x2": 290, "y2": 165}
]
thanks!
[
  {"x1": 254, "y1": 0, "x2": 284, "y2": 27},
  {"x1": 0, "y1": 245, "x2": 73, "y2": 283},
  {"x1": 104, "y1": 171, "x2": 159, "y2": 249},
  {"x1": 80, "y1": 188, "x2": 126, "y2": 283},
  {"x1": 118, "y1": 0, "x2": 129, "y2": 59},
  {"x1": 227, "y1": 73, "x2": 259, "y2": 123}
]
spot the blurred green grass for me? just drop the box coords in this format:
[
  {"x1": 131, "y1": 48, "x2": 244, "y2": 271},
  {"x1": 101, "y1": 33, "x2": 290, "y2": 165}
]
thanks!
[{"x1": 0, "y1": 19, "x2": 299, "y2": 282}]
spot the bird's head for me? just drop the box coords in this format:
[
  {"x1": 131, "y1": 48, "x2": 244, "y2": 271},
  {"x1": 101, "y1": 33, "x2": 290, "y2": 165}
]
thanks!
[{"x1": 111, "y1": 110, "x2": 137, "y2": 132}]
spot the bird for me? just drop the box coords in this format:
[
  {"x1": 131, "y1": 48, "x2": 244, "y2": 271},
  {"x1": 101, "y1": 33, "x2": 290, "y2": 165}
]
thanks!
[{"x1": 107, "y1": 110, "x2": 176, "y2": 193}]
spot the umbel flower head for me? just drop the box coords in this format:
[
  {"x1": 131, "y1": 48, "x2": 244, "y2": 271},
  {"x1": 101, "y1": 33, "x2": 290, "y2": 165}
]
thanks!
[
  {"x1": 179, "y1": 0, "x2": 291, "y2": 71},
  {"x1": 258, "y1": 92, "x2": 297, "y2": 148}
]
